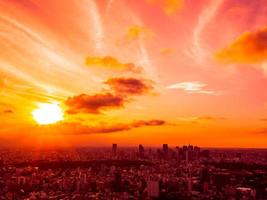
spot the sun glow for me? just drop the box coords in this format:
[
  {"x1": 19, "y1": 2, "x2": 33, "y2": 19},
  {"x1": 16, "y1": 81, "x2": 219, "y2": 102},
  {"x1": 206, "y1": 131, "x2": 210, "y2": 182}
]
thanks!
[{"x1": 32, "y1": 103, "x2": 63, "y2": 125}]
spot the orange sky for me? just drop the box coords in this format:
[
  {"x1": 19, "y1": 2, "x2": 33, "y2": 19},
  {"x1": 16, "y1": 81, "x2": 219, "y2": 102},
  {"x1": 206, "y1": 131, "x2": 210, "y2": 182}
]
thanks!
[{"x1": 0, "y1": 0, "x2": 267, "y2": 148}]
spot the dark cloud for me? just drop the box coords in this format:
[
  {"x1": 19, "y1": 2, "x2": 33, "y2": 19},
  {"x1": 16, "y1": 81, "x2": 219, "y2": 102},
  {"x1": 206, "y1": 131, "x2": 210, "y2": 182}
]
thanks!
[
  {"x1": 65, "y1": 77, "x2": 154, "y2": 115},
  {"x1": 215, "y1": 28, "x2": 267, "y2": 63},
  {"x1": 105, "y1": 77, "x2": 153, "y2": 96},
  {"x1": 85, "y1": 56, "x2": 141, "y2": 73},
  {"x1": 55, "y1": 123, "x2": 131, "y2": 135},
  {"x1": 54, "y1": 119, "x2": 166, "y2": 135},
  {"x1": 65, "y1": 93, "x2": 124, "y2": 114},
  {"x1": 0, "y1": 109, "x2": 14, "y2": 115},
  {"x1": 3, "y1": 109, "x2": 14, "y2": 114},
  {"x1": 132, "y1": 119, "x2": 166, "y2": 127}
]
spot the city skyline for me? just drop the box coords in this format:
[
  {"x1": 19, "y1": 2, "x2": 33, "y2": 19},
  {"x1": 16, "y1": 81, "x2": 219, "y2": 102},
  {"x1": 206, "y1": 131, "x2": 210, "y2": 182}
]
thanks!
[{"x1": 1, "y1": 0, "x2": 267, "y2": 148}]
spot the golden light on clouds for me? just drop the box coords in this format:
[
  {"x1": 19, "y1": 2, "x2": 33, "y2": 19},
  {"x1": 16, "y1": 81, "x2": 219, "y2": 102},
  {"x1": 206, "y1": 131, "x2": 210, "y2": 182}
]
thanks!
[{"x1": 32, "y1": 103, "x2": 63, "y2": 125}]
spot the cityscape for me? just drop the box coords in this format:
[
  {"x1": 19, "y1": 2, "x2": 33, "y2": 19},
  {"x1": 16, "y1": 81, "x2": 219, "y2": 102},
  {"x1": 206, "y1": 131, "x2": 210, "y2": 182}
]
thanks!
[{"x1": 0, "y1": 144, "x2": 266, "y2": 199}]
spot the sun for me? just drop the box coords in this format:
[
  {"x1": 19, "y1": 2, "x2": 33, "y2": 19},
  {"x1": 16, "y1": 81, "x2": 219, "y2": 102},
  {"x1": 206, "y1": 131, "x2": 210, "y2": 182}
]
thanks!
[{"x1": 32, "y1": 103, "x2": 63, "y2": 125}]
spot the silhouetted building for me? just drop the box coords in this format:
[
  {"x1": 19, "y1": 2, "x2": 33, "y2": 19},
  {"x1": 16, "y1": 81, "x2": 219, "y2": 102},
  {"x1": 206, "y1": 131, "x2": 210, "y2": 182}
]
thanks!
[
  {"x1": 162, "y1": 144, "x2": 168, "y2": 159},
  {"x1": 112, "y1": 144, "x2": 117, "y2": 157},
  {"x1": 138, "y1": 144, "x2": 145, "y2": 158}
]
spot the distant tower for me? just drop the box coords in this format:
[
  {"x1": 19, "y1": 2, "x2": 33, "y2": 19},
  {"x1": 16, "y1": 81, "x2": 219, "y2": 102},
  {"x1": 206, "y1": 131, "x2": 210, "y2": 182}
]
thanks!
[
  {"x1": 112, "y1": 144, "x2": 117, "y2": 157},
  {"x1": 139, "y1": 144, "x2": 145, "y2": 158},
  {"x1": 162, "y1": 144, "x2": 169, "y2": 158}
]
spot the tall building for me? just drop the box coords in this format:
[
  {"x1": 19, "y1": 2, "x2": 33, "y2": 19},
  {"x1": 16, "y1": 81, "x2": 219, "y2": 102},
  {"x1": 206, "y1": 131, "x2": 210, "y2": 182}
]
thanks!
[
  {"x1": 139, "y1": 144, "x2": 145, "y2": 158},
  {"x1": 112, "y1": 144, "x2": 117, "y2": 156},
  {"x1": 162, "y1": 144, "x2": 168, "y2": 159}
]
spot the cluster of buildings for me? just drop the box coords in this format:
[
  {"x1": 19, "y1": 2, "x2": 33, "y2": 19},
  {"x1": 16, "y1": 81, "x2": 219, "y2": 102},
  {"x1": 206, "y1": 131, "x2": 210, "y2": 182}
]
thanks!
[{"x1": 0, "y1": 144, "x2": 266, "y2": 199}]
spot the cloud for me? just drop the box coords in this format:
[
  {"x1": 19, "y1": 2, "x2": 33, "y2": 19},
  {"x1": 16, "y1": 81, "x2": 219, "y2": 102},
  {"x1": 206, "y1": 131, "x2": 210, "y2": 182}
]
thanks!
[
  {"x1": 65, "y1": 93, "x2": 124, "y2": 114},
  {"x1": 177, "y1": 116, "x2": 227, "y2": 124},
  {"x1": 132, "y1": 119, "x2": 166, "y2": 127},
  {"x1": 166, "y1": 81, "x2": 216, "y2": 94},
  {"x1": 146, "y1": 0, "x2": 184, "y2": 15},
  {"x1": 197, "y1": 116, "x2": 227, "y2": 121},
  {"x1": 0, "y1": 109, "x2": 14, "y2": 114},
  {"x1": 105, "y1": 77, "x2": 153, "y2": 96},
  {"x1": 127, "y1": 25, "x2": 155, "y2": 40},
  {"x1": 215, "y1": 28, "x2": 267, "y2": 64},
  {"x1": 55, "y1": 122, "x2": 131, "y2": 135},
  {"x1": 85, "y1": 56, "x2": 141, "y2": 73},
  {"x1": 66, "y1": 76, "x2": 154, "y2": 114},
  {"x1": 52, "y1": 119, "x2": 166, "y2": 135},
  {"x1": 191, "y1": 0, "x2": 223, "y2": 63},
  {"x1": 3, "y1": 109, "x2": 14, "y2": 114}
]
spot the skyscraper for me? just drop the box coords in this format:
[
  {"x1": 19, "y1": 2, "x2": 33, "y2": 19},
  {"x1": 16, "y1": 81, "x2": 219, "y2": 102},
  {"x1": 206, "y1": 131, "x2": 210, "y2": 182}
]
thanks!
[
  {"x1": 139, "y1": 144, "x2": 145, "y2": 158},
  {"x1": 162, "y1": 144, "x2": 168, "y2": 158},
  {"x1": 112, "y1": 144, "x2": 117, "y2": 157}
]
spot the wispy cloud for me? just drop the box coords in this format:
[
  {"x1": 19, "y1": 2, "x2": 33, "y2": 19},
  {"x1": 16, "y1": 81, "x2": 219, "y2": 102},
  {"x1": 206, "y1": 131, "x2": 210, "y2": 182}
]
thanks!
[
  {"x1": 166, "y1": 81, "x2": 216, "y2": 94},
  {"x1": 177, "y1": 116, "x2": 227, "y2": 124},
  {"x1": 190, "y1": 0, "x2": 223, "y2": 63}
]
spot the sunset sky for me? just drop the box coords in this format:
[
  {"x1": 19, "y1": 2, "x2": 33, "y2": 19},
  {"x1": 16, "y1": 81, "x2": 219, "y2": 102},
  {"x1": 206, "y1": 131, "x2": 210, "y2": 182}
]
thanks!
[{"x1": 0, "y1": 0, "x2": 267, "y2": 148}]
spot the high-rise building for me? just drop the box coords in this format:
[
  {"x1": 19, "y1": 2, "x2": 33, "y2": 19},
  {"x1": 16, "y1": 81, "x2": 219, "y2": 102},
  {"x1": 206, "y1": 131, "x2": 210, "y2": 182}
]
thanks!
[
  {"x1": 112, "y1": 144, "x2": 117, "y2": 156},
  {"x1": 139, "y1": 144, "x2": 145, "y2": 158},
  {"x1": 162, "y1": 144, "x2": 168, "y2": 158}
]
